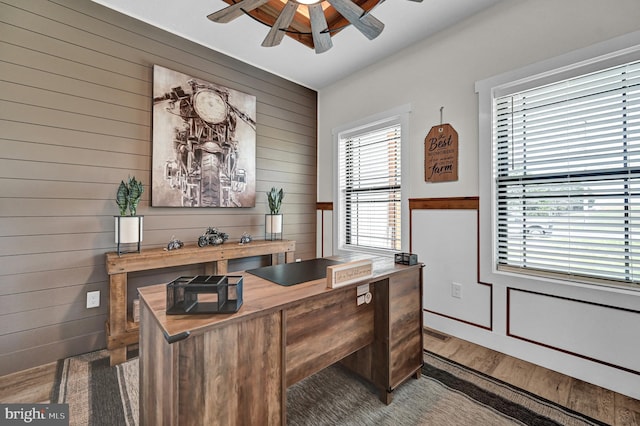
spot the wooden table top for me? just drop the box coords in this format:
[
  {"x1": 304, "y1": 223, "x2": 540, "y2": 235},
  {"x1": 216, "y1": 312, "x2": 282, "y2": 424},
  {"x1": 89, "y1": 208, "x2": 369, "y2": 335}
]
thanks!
[
  {"x1": 138, "y1": 256, "x2": 421, "y2": 341},
  {"x1": 106, "y1": 239, "x2": 296, "y2": 274}
]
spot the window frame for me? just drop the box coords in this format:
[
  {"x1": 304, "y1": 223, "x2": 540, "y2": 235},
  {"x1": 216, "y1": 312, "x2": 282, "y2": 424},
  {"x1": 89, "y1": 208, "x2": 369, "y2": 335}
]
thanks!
[
  {"x1": 476, "y1": 30, "x2": 640, "y2": 292},
  {"x1": 332, "y1": 105, "x2": 411, "y2": 257}
]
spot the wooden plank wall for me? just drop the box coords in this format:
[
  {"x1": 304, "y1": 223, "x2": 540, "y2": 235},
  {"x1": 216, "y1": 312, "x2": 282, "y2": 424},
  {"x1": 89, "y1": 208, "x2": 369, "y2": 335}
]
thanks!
[{"x1": 0, "y1": 0, "x2": 317, "y2": 375}]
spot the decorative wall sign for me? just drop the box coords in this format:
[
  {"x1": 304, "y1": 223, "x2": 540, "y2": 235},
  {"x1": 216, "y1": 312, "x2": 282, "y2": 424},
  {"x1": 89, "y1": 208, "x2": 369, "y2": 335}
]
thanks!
[
  {"x1": 327, "y1": 259, "x2": 373, "y2": 289},
  {"x1": 424, "y1": 123, "x2": 458, "y2": 183},
  {"x1": 152, "y1": 65, "x2": 257, "y2": 207}
]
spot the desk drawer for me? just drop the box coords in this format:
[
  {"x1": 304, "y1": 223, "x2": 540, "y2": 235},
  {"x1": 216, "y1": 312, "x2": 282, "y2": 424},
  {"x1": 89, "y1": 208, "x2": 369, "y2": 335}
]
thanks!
[{"x1": 285, "y1": 285, "x2": 374, "y2": 387}]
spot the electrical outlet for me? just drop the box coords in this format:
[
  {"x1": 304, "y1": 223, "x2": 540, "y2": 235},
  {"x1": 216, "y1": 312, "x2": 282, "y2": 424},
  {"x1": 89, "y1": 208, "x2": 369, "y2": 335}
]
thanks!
[
  {"x1": 87, "y1": 290, "x2": 100, "y2": 309},
  {"x1": 451, "y1": 282, "x2": 462, "y2": 299}
]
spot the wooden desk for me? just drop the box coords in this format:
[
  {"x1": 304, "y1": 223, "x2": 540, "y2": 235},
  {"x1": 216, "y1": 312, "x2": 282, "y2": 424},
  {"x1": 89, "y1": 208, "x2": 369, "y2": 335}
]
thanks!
[
  {"x1": 104, "y1": 239, "x2": 296, "y2": 365},
  {"x1": 138, "y1": 257, "x2": 423, "y2": 425}
]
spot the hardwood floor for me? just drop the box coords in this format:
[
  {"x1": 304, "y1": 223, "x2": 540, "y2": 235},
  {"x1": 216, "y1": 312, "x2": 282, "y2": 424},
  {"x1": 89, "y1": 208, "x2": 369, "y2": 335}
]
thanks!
[
  {"x1": 0, "y1": 361, "x2": 57, "y2": 404},
  {"x1": 424, "y1": 328, "x2": 640, "y2": 426},
  {"x1": 1, "y1": 329, "x2": 638, "y2": 425}
]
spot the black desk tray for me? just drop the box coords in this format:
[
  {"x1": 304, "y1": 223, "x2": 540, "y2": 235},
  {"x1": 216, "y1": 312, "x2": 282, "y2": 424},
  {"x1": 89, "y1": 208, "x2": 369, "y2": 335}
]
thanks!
[{"x1": 166, "y1": 275, "x2": 243, "y2": 315}]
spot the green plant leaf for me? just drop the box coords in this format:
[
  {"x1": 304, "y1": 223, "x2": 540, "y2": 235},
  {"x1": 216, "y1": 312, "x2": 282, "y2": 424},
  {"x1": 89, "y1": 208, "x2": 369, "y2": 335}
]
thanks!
[
  {"x1": 266, "y1": 187, "x2": 284, "y2": 214},
  {"x1": 116, "y1": 181, "x2": 128, "y2": 216},
  {"x1": 126, "y1": 176, "x2": 144, "y2": 216},
  {"x1": 116, "y1": 176, "x2": 144, "y2": 216}
]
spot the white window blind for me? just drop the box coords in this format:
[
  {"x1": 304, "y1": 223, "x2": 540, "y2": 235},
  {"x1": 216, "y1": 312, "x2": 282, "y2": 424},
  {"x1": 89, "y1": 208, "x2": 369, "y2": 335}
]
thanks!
[
  {"x1": 494, "y1": 59, "x2": 640, "y2": 286},
  {"x1": 338, "y1": 122, "x2": 401, "y2": 252}
]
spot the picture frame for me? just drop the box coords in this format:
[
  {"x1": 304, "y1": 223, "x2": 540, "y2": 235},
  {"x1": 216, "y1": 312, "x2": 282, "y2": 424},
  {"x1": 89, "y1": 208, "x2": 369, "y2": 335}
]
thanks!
[{"x1": 152, "y1": 65, "x2": 257, "y2": 207}]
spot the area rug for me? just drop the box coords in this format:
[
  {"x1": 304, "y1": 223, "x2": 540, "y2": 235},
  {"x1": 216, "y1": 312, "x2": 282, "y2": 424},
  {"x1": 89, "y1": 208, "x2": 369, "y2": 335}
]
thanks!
[{"x1": 51, "y1": 350, "x2": 607, "y2": 426}]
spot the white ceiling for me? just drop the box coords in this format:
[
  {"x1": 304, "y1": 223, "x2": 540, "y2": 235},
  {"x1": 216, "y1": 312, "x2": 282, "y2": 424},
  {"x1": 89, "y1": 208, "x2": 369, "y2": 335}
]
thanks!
[{"x1": 92, "y1": 0, "x2": 502, "y2": 90}]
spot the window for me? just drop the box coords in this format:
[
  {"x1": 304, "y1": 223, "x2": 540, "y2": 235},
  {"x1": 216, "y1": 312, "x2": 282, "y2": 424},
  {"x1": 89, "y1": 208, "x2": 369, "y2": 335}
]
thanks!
[
  {"x1": 488, "y1": 56, "x2": 640, "y2": 288},
  {"x1": 336, "y1": 117, "x2": 403, "y2": 253}
]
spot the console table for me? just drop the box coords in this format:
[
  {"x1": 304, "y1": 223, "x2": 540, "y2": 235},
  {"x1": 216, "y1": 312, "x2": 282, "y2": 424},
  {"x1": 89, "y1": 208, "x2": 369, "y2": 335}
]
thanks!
[
  {"x1": 104, "y1": 239, "x2": 295, "y2": 365},
  {"x1": 138, "y1": 256, "x2": 423, "y2": 425}
]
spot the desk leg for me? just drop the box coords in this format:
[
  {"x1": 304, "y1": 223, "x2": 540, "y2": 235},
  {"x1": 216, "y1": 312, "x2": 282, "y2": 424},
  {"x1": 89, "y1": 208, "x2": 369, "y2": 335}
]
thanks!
[
  {"x1": 110, "y1": 348, "x2": 127, "y2": 366},
  {"x1": 380, "y1": 389, "x2": 394, "y2": 405},
  {"x1": 108, "y1": 273, "x2": 128, "y2": 366},
  {"x1": 204, "y1": 260, "x2": 228, "y2": 275},
  {"x1": 271, "y1": 252, "x2": 295, "y2": 265}
]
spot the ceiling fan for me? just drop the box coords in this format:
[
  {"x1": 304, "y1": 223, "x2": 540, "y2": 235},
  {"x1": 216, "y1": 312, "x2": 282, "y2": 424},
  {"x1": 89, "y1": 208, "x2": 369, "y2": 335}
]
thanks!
[{"x1": 208, "y1": 0, "x2": 423, "y2": 54}]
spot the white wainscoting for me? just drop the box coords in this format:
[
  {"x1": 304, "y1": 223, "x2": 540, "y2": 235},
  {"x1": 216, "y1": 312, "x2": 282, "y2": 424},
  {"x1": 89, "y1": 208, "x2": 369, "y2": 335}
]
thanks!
[
  {"x1": 509, "y1": 288, "x2": 640, "y2": 374},
  {"x1": 412, "y1": 209, "x2": 491, "y2": 330}
]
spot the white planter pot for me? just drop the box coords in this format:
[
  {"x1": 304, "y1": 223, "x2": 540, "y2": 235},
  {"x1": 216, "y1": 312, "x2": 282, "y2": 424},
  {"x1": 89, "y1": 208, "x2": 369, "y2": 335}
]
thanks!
[
  {"x1": 265, "y1": 214, "x2": 283, "y2": 240},
  {"x1": 115, "y1": 216, "x2": 143, "y2": 254}
]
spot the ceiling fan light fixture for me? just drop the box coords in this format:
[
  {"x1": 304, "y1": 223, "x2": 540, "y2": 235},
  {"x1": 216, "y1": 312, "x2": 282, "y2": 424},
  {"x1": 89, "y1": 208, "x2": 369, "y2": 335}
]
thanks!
[{"x1": 209, "y1": 0, "x2": 422, "y2": 53}]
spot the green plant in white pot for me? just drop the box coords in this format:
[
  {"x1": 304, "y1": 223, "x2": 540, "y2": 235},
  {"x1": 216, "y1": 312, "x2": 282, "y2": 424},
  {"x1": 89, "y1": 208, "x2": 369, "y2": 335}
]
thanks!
[
  {"x1": 265, "y1": 187, "x2": 284, "y2": 240},
  {"x1": 115, "y1": 176, "x2": 144, "y2": 254}
]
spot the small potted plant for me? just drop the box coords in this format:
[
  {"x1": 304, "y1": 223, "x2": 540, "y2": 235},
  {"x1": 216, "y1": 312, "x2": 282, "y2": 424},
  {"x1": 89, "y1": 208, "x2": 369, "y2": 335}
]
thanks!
[
  {"x1": 265, "y1": 187, "x2": 284, "y2": 240},
  {"x1": 115, "y1": 176, "x2": 144, "y2": 254}
]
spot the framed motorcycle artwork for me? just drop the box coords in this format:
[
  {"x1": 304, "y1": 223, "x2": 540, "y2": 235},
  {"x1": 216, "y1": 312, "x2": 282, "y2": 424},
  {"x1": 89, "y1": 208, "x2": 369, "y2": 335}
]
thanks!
[{"x1": 151, "y1": 65, "x2": 257, "y2": 208}]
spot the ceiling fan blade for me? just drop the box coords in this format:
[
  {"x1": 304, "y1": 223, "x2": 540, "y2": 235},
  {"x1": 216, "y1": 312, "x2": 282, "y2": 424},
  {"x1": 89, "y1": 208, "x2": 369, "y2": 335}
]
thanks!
[
  {"x1": 207, "y1": 0, "x2": 270, "y2": 23},
  {"x1": 308, "y1": 4, "x2": 332, "y2": 54},
  {"x1": 407, "y1": 0, "x2": 424, "y2": 2},
  {"x1": 326, "y1": 0, "x2": 384, "y2": 40},
  {"x1": 261, "y1": 1, "x2": 299, "y2": 47}
]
